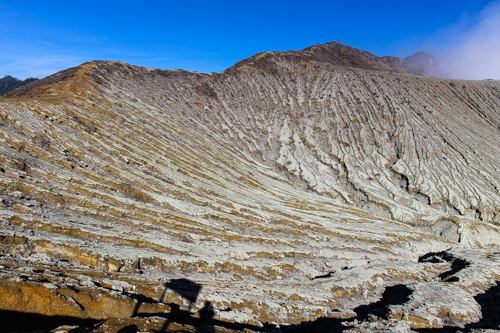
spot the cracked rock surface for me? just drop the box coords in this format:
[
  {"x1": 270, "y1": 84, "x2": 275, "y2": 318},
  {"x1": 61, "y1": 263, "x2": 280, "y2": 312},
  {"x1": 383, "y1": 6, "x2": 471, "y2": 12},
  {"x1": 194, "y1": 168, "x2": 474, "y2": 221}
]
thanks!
[{"x1": 1, "y1": 41, "x2": 500, "y2": 332}]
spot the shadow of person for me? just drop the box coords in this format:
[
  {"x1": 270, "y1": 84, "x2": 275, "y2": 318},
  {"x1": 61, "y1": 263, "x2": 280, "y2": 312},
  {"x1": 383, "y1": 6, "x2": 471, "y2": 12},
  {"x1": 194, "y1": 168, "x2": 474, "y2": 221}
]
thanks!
[
  {"x1": 197, "y1": 301, "x2": 215, "y2": 333},
  {"x1": 162, "y1": 278, "x2": 202, "y2": 312},
  {"x1": 160, "y1": 303, "x2": 181, "y2": 333},
  {"x1": 158, "y1": 278, "x2": 205, "y2": 332}
]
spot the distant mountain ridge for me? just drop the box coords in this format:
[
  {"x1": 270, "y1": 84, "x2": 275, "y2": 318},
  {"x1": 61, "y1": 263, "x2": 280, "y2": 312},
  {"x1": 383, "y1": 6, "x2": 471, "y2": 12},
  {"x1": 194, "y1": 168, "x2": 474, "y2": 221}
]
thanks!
[
  {"x1": 230, "y1": 41, "x2": 438, "y2": 76},
  {"x1": 1, "y1": 42, "x2": 437, "y2": 100},
  {"x1": 0, "y1": 75, "x2": 38, "y2": 96}
]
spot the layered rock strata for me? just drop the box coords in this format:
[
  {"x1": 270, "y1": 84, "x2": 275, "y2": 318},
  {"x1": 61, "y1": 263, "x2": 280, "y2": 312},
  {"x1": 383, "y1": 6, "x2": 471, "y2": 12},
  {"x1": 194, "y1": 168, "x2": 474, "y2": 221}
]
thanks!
[{"x1": 1, "y1": 42, "x2": 500, "y2": 331}]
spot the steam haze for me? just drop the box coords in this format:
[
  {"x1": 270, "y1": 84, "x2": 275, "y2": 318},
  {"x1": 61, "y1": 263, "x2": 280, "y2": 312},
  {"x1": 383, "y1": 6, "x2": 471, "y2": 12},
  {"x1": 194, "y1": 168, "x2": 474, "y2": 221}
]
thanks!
[{"x1": 431, "y1": 1, "x2": 500, "y2": 80}]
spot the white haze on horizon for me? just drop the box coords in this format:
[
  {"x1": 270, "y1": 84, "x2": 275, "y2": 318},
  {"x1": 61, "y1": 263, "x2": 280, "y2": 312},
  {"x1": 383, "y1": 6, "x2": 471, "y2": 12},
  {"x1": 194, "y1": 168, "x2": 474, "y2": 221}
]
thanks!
[{"x1": 430, "y1": 1, "x2": 500, "y2": 80}]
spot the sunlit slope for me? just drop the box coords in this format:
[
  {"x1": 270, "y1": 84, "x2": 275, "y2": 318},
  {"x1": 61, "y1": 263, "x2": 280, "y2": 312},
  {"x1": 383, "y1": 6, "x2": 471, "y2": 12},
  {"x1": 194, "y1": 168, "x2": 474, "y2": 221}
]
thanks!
[
  {"x1": 1, "y1": 48, "x2": 500, "y2": 326},
  {"x1": 86, "y1": 57, "x2": 500, "y2": 241},
  {"x1": 0, "y1": 60, "x2": 451, "y2": 272}
]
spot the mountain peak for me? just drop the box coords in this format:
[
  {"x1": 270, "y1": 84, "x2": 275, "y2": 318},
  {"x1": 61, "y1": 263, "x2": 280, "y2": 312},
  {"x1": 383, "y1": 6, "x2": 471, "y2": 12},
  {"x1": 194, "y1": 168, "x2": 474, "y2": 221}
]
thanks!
[
  {"x1": 230, "y1": 41, "x2": 437, "y2": 76},
  {"x1": 403, "y1": 51, "x2": 439, "y2": 76}
]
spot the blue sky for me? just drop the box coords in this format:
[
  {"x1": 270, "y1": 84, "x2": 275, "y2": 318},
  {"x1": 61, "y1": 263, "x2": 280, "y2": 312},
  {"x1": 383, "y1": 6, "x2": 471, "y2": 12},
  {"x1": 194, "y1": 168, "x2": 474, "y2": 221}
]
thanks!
[{"x1": 1, "y1": 0, "x2": 499, "y2": 79}]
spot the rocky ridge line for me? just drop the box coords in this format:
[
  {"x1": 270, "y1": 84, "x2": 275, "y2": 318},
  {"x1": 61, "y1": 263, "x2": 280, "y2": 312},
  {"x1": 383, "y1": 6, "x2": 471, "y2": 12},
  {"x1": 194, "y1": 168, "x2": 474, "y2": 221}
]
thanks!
[{"x1": 0, "y1": 41, "x2": 500, "y2": 331}]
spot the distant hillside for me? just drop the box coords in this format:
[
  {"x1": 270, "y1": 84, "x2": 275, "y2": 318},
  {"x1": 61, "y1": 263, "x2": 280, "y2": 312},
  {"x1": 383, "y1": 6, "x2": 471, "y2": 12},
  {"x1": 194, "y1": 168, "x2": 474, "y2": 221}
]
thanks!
[{"x1": 0, "y1": 75, "x2": 38, "y2": 96}]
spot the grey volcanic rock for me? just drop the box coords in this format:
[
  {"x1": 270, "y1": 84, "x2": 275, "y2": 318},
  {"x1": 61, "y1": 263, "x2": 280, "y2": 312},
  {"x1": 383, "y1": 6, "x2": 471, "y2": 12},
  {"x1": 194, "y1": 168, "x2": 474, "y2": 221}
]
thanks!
[
  {"x1": 403, "y1": 51, "x2": 439, "y2": 76},
  {"x1": 1, "y1": 42, "x2": 500, "y2": 331}
]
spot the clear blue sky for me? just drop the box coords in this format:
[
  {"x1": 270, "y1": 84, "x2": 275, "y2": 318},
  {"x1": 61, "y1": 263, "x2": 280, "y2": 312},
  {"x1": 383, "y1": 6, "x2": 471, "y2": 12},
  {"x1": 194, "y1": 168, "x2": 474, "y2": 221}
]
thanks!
[{"x1": 1, "y1": 0, "x2": 498, "y2": 79}]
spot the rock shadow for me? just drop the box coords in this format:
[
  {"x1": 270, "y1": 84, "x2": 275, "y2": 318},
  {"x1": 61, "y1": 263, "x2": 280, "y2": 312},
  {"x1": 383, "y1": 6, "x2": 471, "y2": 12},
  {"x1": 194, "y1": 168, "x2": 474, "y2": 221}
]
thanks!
[
  {"x1": 353, "y1": 284, "x2": 412, "y2": 321},
  {"x1": 0, "y1": 310, "x2": 99, "y2": 333},
  {"x1": 13, "y1": 274, "x2": 499, "y2": 333},
  {"x1": 469, "y1": 280, "x2": 500, "y2": 329},
  {"x1": 418, "y1": 250, "x2": 469, "y2": 282},
  {"x1": 278, "y1": 284, "x2": 412, "y2": 333},
  {"x1": 415, "y1": 280, "x2": 500, "y2": 333},
  {"x1": 118, "y1": 324, "x2": 139, "y2": 333}
]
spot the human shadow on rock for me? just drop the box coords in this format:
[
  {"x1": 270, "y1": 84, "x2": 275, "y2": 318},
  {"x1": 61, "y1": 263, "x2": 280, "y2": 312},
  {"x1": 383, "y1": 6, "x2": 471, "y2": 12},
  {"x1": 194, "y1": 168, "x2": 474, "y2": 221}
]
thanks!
[
  {"x1": 137, "y1": 301, "x2": 271, "y2": 332},
  {"x1": 130, "y1": 278, "x2": 202, "y2": 319},
  {"x1": 197, "y1": 301, "x2": 216, "y2": 333},
  {"x1": 150, "y1": 300, "x2": 272, "y2": 333},
  {"x1": 158, "y1": 278, "x2": 223, "y2": 333},
  {"x1": 163, "y1": 278, "x2": 202, "y2": 311}
]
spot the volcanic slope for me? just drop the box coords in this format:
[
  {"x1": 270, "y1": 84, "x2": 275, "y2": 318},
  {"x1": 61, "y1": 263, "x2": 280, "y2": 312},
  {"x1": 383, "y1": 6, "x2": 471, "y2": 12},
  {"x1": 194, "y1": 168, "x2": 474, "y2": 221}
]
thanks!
[{"x1": 1, "y1": 42, "x2": 500, "y2": 331}]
